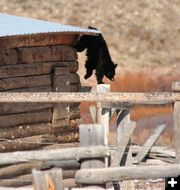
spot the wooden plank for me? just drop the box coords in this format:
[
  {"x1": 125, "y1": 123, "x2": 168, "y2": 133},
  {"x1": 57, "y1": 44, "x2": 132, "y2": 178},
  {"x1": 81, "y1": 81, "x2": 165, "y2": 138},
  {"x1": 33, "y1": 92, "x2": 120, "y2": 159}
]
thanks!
[
  {"x1": 32, "y1": 168, "x2": 63, "y2": 190},
  {"x1": 0, "y1": 61, "x2": 78, "y2": 79},
  {"x1": 89, "y1": 106, "x2": 96, "y2": 123},
  {"x1": 0, "y1": 75, "x2": 51, "y2": 91},
  {"x1": 18, "y1": 45, "x2": 77, "y2": 64},
  {"x1": 0, "y1": 92, "x2": 178, "y2": 103},
  {"x1": 51, "y1": 118, "x2": 80, "y2": 133},
  {"x1": 0, "y1": 174, "x2": 32, "y2": 187},
  {"x1": 70, "y1": 73, "x2": 80, "y2": 84},
  {"x1": 0, "y1": 109, "x2": 52, "y2": 129},
  {"x1": 75, "y1": 164, "x2": 180, "y2": 184},
  {"x1": 116, "y1": 110, "x2": 130, "y2": 166},
  {"x1": 112, "y1": 110, "x2": 131, "y2": 190},
  {"x1": 0, "y1": 132, "x2": 80, "y2": 153},
  {"x1": 0, "y1": 49, "x2": 18, "y2": 65},
  {"x1": 0, "y1": 162, "x2": 41, "y2": 179},
  {"x1": 111, "y1": 122, "x2": 136, "y2": 166},
  {"x1": 0, "y1": 187, "x2": 32, "y2": 190},
  {"x1": 0, "y1": 160, "x2": 80, "y2": 179},
  {"x1": 93, "y1": 85, "x2": 110, "y2": 149},
  {"x1": 0, "y1": 177, "x2": 76, "y2": 189},
  {"x1": 80, "y1": 86, "x2": 92, "y2": 92},
  {"x1": 0, "y1": 122, "x2": 52, "y2": 140},
  {"x1": 174, "y1": 101, "x2": 180, "y2": 163},
  {"x1": 0, "y1": 103, "x2": 53, "y2": 115},
  {"x1": 70, "y1": 84, "x2": 81, "y2": 92},
  {"x1": 0, "y1": 145, "x2": 109, "y2": 166},
  {"x1": 80, "y1": 124, "x2": 105, "y2": 169},
  {"x1": 69, "y1": 107, "x2": 80, "y2": 119},
  {"x1": 52, "y1": 68, "x2": 70, "y2": 120},
  {"x1": 72, "y1": 187, "x2": 105, "y2": 190},
  {"x1": 0, "y1": 34, "x2": 78, "y2": 49},
  {"x1": 9, "y1": 86, "x2": 52, "y2": 92},
  {"x1": 134, "y1": 124, "x2": 167, "y2": 163}
]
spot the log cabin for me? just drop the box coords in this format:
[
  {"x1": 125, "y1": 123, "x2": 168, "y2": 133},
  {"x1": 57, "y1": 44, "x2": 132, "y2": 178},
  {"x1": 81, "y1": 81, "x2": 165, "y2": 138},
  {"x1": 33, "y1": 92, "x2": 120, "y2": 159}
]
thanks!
[{"x1": 0, "y1": 13, "x2": 99, "y2": 152}]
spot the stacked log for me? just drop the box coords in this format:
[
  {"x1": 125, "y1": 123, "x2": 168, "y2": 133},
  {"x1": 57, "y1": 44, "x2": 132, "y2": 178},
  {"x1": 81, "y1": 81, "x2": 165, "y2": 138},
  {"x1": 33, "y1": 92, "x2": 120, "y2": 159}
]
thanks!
[{"x1": 0, "y1": 45, "x2": 81, "y2": 153}]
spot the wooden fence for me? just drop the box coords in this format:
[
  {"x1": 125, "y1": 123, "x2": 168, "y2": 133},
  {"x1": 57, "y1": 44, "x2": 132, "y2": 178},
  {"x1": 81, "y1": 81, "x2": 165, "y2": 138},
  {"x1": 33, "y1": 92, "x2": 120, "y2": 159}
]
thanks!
[{"x1": 0, "y1": 81, "x2": 179, "y2": 190}]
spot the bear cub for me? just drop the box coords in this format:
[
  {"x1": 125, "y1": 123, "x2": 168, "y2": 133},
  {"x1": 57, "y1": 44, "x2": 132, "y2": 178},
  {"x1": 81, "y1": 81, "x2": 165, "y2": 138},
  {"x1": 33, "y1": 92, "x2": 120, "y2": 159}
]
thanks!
[{"x1": 75, "y1": 27, "x2": 117, "y2": 84}]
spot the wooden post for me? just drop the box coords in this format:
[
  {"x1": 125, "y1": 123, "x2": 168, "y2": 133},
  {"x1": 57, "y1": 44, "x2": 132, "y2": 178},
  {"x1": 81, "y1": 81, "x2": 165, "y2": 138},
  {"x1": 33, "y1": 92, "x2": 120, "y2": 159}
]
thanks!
[
  {"x1": 112, "y1": 109, "x2": 132, "y2": 190},
  {"x1": 32, "y1": 168, "x2": 63, "y2": 190},
  {"x1": 93, "y1": 84, "x2": 110, "y2": 146},
  {"x1": 173, "y1": 81, "x2": 180, "y2": 163},
  {"x1": 79, "y1": 124, "x2": 105, "y2": 169},
  {"x1": 116, "y1": 110, "x2": 131, "y2": 165},
  {"x1": 52, "y1": 66, "x2": 70, "y2": 129},
  {"x1": 79, "y1": 124, "x2": 106, "y2": 188}
]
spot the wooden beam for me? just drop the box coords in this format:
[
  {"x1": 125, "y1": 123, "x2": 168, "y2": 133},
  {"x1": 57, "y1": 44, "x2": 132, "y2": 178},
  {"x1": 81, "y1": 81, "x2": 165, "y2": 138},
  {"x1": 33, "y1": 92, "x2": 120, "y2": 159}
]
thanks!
[
  {"x1": 0, "y1": 34, "x2": 78, "y2": 49},
  {"x1": 79, "y1": 124, "x2": 105, "y2": 169},
  {"x1": 0, "y1": 49, "x2": 18, "y2": 65},
  {"x1": 0, "y1": 61, "x2": 78, "y2": 79},
  {"x1": 111, "y1": 121, "x2": 136, "y2": 167},
  {"x1": 0, "y1": 174, "x2": 32, "y2": 187},
  {"x1": 0, "y1": 103, "x2": 53, "y2": 115},
  {"x1": 18, "y1": 45, "x2": 77, "y2": 64},
  {"x1": 172, "y1": 81, "x2": 180, "y2": 164},
  {"x1": 0, "y1": 75, "x2": 51, "y2": 91},
  {"x1": 75, "y1": 164, "x2": 180, "y2": 184},
  {"x1": 0, "y1": 109, "x2": 52, "y2": 129},
  {"x1": 0, "y1": 92, "x2": 178, "y2": 103},
  {"x1": 32, "y1": 168, "x2": 63, "y2": 190},
  {"x1": 0, "y1": 145, "x2": 109, "y2": 166},
  {"x1": 134, "y1": 124, "x2": 167, "y2": 163},
  {"x1": 0, "y1": 160, "x2": 79, "y2": 179}
]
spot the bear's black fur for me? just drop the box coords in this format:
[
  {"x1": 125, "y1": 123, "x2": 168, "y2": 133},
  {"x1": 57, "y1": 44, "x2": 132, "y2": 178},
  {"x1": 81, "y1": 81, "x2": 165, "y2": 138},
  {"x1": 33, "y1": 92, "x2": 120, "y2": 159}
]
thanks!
[{"x1": 75, "y1": 27, "x2": 117, "y2": 84}]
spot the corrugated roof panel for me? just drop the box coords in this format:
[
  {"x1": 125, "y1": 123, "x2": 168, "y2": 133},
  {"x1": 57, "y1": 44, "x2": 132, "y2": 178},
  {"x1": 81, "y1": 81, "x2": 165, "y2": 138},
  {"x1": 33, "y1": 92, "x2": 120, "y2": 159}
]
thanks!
[{"x1": 0, "y1": 13, "x2": 100, "y2": 37}]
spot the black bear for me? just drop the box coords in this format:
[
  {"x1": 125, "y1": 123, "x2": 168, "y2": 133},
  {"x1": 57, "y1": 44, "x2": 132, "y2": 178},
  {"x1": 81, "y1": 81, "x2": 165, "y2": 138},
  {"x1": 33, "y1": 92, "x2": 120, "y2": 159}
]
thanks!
[{"x1": 75, "y1": 27, "x2": 117, "y2": 84}]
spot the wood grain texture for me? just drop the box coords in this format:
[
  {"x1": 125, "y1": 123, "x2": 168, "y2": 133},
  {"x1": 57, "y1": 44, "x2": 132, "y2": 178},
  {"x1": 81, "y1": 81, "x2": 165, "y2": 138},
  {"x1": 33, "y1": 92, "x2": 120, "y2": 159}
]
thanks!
[
  {"x1": 111, "y1": 121, "x2": 136, "y2": 167},
  {"x1": 32, "y1": 168, "x2": 63, "y2": 190},
  {"x1": 174, "y1": 102, "x2": 180, "y2": 163},
  {"x1": 18, "y1": 45, "x2": 77, "y2": 64},
  {"x1": 0, "y1": 61, "x2": 78, "y2": 79},
  {"x1": 0, "y1": 109, "x2": 52, "y2": 129},
  {"x1": 134, "y1": 124, "x2": 167, "y2": 163},
  {"x1": 0, "y1": 145, "x2": 109, "y2": 166},
  {"x1": 0, "y1": 75, "x2": 51, "y2": 91},
  {"x1": 0, "y1": 49, "x2": 18, "y2": 65},
  {"x1": 0, "y1": 122, "x2": 52, "y2": 140},
  {"x1": 0, "y1": 92, "x2": 178, "y2": 103},
  {"x1": 80, "y1": 124, "x2": 105, "y2": 169},
  {"x1": 0, "y1": 103, "x2": 53, "y2": 115},
  {"x1": 0, "y1": 34, "x2": 78, "y2": 49},
  {"x1": 75, "y1": 164, "x2": 180, "y2": 184}
]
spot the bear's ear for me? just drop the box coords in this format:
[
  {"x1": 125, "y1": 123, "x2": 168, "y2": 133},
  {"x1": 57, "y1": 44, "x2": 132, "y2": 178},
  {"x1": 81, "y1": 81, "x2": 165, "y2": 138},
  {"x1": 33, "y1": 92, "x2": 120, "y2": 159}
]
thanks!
[{"x1": 114, "y1": 64, "x2": 118, "y2": 68}]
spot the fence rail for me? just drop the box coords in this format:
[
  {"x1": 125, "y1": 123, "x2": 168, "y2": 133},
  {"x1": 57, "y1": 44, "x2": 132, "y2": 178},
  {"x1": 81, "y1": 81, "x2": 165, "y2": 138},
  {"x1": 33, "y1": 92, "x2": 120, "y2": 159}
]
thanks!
[
  {"x1": 0, "y1": 81, "x2": 179, "y2": 190},
  {"x1": 0, "y1": 92, "x2": 179, "y2": 104}
]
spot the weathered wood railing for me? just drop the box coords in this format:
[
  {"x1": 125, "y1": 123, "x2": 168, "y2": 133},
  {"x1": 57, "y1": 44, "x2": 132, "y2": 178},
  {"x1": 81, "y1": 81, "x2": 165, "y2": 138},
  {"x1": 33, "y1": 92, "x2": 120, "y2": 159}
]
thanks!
[
  {"x1": 0, "y1": 81, "x2": 179, "y2": 190},
  {"x1": 0, "y1": 91, "x2": 179, "y2": 103}
]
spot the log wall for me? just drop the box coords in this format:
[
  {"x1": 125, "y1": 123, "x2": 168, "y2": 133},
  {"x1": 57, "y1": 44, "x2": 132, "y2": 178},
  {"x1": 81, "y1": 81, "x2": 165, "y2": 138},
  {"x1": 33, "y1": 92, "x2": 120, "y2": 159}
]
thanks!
[{"x1": 0, "y1": 45, "x2": 81, "y2": 152}]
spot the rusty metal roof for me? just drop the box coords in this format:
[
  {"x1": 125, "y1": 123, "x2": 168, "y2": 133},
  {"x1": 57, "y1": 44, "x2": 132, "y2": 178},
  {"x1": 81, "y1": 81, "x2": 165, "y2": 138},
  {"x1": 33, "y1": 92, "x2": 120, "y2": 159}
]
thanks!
[{"x1": 0, "y1": 13, "x2": 100, "y2": 37}]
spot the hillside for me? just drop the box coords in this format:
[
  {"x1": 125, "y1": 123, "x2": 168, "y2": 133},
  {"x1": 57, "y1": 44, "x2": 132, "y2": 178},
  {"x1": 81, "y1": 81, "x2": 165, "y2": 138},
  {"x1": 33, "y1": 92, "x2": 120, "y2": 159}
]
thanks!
[{"x1": 0, "y1": 0, "x2": 179, "y2": 76}]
